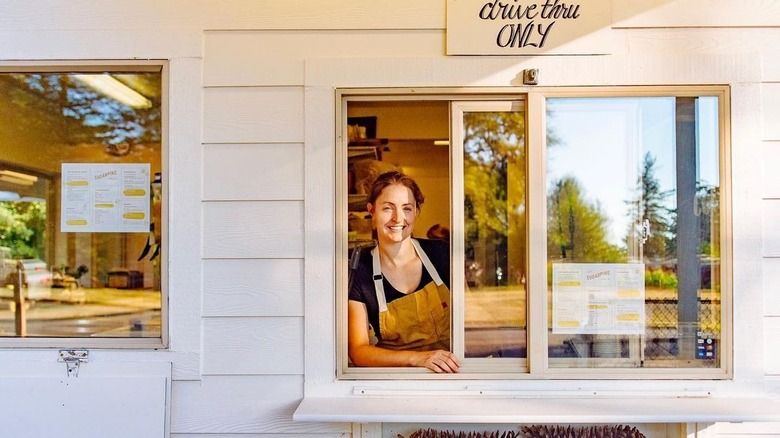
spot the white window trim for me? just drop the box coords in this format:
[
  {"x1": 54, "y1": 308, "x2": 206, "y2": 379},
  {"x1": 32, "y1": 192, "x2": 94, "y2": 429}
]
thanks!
[
  {"x1": 335, "y1": 86, "x2": 732, "y2": 380},
  {"x1": 298, "y1": 54, "x2": 777, "y2": 422},
  {"x1": 0, "y1": 28, "x2": 203, "y2": 380},
  {"x1": 0, "y1": 61, "x2": 168, "y2": 349}
]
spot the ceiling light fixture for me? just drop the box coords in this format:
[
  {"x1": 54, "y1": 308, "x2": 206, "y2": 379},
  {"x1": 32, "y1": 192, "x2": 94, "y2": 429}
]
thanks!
[
  {"x1": 72, "y1": 74, "x2": 152, "y2": 109},
  {"x1": 433, "y1": 140, "x2": 450, "y2": 146}
]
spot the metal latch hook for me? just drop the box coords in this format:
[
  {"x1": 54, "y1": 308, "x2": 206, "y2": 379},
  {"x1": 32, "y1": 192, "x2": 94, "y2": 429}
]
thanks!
[{"x1": 58, "y1": 349, "x2": 89, "y2": 377}]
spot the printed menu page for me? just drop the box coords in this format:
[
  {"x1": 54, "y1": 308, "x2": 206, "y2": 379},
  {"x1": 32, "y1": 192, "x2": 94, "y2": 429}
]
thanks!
[
  {"x1": 61, "y1": 163, "x2": 150, "y2": 233},
  {"x1": 552, "y1": 263, "x2": 645, "y2": 335}
]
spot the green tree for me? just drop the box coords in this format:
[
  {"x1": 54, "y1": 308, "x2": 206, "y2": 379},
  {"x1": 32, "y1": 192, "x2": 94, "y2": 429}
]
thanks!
[
  {"x1": 626, "y1": 152, "x2": 673, "y2": 263},
  {"x1": 0, "y1": 201, "x2": 47, "y2": 259},
  {"x1": 547, "y1": 176, "x2": 623, "y2": 262}
]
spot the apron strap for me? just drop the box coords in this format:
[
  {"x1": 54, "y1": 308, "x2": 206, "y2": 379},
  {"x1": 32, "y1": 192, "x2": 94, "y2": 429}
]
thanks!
[{"x1": 371, "y1": 239, "x2": 445, "y2": 313}]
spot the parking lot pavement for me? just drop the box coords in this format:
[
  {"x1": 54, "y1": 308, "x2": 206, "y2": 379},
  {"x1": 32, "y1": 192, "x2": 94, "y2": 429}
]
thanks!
[{"x1": 0, "y1": 287, "x2": 160, "y2": 321}]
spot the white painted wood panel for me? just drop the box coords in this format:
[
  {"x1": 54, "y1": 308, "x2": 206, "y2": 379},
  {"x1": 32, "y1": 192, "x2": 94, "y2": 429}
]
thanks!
[
  {"x1": 766, "y1": 317, "x2": 780, "y2": 375},
  {"x1": 203, "y1": 259, "x2": 303, "y2": 317},
  {"x1": 203, "y1": 143, "x2": 304, "y2": 201},
  {"x1": 762, "y1": 83, "x2": 780, "y2": 141},
  {"x1": 613, "y1": 0, "x2": 780, "y2": 28},
  {"x1": 170, "y1": 376, "x2": 349, "y2": 434},
  {"x1": 625, "y1": 28, "x2": 780, "y2": 55},
  {"x1": 1, "y1": 376, "x2": 168, "y2": 437},
  {"x1": 764, "y1": 49, "x2": 780, "y2": 82},
  {"x1": 763, "y1": 142, "x2": 780, "y2": 199},
  {"x1": 717, "y1": 421, "x2": 780, "y2": 434},
  {"x1": 0, "y1": 29, "x2": 201, "y2": 59},
  {"x1": 203, "y1": 201, "x2": 304, "y2": 259},
  {"x1": 762, "y1": 258, "x2": 780, "y2": 317},
  {"x1": 204, "y1": 30, "x2": 444, "y2": 87},
  {"x1": 204, "y1": 87, "x2": 304, "y2": 144},
  {"x1": 0, "y1": 0, "x2": 442, "y2": 30},
  {"x1": 203, "y1": 317, "x2": 304, "y2": 375},
  {"x1": 305, "y1": 53, "x2": 760, "y2": 88},
  {"x1": 763, "y1": 201, "x2": 780, "y2": 256}
]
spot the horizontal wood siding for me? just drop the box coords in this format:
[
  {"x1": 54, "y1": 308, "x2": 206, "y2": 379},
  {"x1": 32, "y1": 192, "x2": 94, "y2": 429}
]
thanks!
[
  {"x1": 203, "y1": 201, "x2": 304, "y2": 259},
  {"x1": 613, "y1": 0, "x2": 780, "y2": 28},
  {"x1": 170, "y1": 376, "x2": 349, "y2": 434},
  {"x1": 203, "y1": 143, "x2": 304, "y2": 201},
  {"x1": 204, "y1": 87, "x2": 304, "y2": 144},
  {"x1": 202, "y1": 317, "x2": 303, "y2": 375},
  {"x1": 203, "y1": 259, "x2": 303, "y2": 317},
  {"x1": 204, "y1": 30, "x2": 444, "y2": 87},
  {"x1": 0, "y1": 0, "x2": 443, "y2": 30}
]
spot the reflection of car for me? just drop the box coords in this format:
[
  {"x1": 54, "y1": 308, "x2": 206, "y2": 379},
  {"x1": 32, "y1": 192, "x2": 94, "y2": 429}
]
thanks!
[{"x1": 1, "y1": 259, "x2": 53, "y2": 301}]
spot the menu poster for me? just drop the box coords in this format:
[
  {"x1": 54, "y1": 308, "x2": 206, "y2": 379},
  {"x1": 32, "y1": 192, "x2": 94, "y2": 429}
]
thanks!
[
  {"x1": 61, "y1": 163, "x2": 151, "y2": 233},
  {"x1": 552, "y1": 263, "x2": 645, "y2": 335}
]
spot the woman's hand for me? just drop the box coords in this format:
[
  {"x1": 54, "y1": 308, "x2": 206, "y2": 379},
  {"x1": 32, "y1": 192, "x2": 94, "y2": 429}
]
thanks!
[{"x1": 412, "y1": 349, "x2": 460, "y2": 373}]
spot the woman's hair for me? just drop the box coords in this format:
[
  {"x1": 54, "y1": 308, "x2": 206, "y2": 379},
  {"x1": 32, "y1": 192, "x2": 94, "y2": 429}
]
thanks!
[{"x1": 367, "y1": 170, "x2": 425, "y2": 209}]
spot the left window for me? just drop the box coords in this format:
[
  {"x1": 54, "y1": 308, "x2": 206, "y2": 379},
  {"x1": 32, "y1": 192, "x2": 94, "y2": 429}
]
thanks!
[{"x1": 0, "y1": 64, "x2": 165, "y2": 346}]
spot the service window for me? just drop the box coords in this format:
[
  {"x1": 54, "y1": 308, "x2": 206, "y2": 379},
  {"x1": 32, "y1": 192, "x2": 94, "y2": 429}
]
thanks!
[
  {"x1": 337, "y1": 86, "x2": 729, "y2": 379},
  {"x1": 0, "y1": 65, "x2": 165, "y2": 346}
]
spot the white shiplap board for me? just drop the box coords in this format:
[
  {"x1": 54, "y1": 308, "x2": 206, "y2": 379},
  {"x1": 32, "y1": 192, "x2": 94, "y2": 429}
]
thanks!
[
  {"x1": 0, "y1": 0, "x2": 442, "y2": 31},
  {"x1": 762, "y1": 83, "x2": 780, "y2": 141},
  {"x1": 763, "y1": 142, "x2": 780, "y2": 199},
  {"x1": 204, "y1": 30, "x2": 444, "y2": 87},
  {"x1": 203, "y1": 87, "x2": 304, "y2": 144},
  {"x1": 203, "y1": 143, "x2": 304, "y2": 201},
  {"x1": 202, "y1": 317, "x2": 304, "y2": 375},
  {"x1": 170, "y1": 376, "x2": 349, "y2": 434},
  {"x1": 763, "y1": 200, "x2": 780, "y2": 257},
  {"x1": 625, "y1": 28, "x2": 780, "y2": 55},
  {"x1": 762, "y1": 258, "x2": 780, "y2": 317},
  {"x1": 304, "y1": 53, "x2": 760, "y2": 88},
  {"x1": 717, "y1": 421, "x2": 780, "y2": 435},
  {"x1": 613, "y1": 0, "x2": 780, "y2": 28},
  {"x1": 763, "y1": 49, "x2": 780, "y2": 82},
  {"x1": 0, "y1": 29, "x2": 201, "y2": 59},
  {"x1": 766, "y1": 317, "x2": 780, "y2": 375},
  {"x1": 203, "y1": 259, "x2": 303, "y2": 317},
  {"x1": 203, "y1": 201, "x2": 304, "y2": 259}
]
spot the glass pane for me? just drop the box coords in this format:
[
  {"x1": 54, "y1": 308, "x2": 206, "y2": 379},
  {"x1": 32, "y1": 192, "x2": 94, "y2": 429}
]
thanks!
[
  {"x1": 0, "y1": 70, "x2": 163, "y2": 338},
  {"x1": 462, "y1": 108, "x2": 527, "y2": 358},
  {"x1": 546, "y1": 96, "x2": 720, "y2": 368}
]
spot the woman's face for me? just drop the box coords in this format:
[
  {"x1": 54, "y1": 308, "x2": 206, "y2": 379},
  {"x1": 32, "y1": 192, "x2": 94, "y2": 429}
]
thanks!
[{"x1": 368, "y1": 183, "x2": 418, "y2": 245}]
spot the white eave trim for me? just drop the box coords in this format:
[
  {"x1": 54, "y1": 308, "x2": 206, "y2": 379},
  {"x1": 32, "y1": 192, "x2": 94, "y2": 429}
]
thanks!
[{"x1": 294, "y1": 395, "x2": 780, "y2": 424}]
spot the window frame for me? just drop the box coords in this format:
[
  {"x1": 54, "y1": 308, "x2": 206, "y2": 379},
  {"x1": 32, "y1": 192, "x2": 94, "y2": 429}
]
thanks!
[
  {"x1": 336, "y1": 85, "x2": 732, "y2": 380},
  {"x1": 0, "y1": 61, "x2": 169, "y2": 349}
]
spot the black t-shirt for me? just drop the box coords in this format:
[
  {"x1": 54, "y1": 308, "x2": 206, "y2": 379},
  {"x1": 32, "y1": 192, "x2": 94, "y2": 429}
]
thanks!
[{"x1": 348, "y1": 238, "x2": 450, "y2": 341}]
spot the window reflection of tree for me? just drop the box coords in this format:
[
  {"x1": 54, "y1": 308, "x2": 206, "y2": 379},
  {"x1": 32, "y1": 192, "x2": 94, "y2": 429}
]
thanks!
[{"x1": 3, "y1": 73, "x2": 161, "y2": 156}]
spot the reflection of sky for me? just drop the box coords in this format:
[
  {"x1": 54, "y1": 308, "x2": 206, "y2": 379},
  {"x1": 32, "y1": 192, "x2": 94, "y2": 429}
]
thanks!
[{"x1": 546, "y1": 96, "x2": 719, "y2": 246}]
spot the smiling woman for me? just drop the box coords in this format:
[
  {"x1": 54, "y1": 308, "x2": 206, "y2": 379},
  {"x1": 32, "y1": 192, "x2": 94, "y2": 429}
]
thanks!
[{"x1": 0, "y1": 64, "x2": 165, "y2": 344}]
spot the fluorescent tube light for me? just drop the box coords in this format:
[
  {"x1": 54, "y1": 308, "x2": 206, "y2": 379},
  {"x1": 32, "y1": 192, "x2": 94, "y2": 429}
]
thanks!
[
  {"x1": 0, "y1": 170, "x2": 38, "y2": 186},
  {"x1": 72, "y1": 74, "x2": 152, "y2": 109},
  {"x1": 433, "y1": 140, "x2": 450, "y2": 146}
]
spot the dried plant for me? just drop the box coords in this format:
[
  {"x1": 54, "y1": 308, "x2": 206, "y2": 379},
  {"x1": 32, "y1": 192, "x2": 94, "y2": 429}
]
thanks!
[{"x1": 404, "y1": 425, "x2": 645, "y2": 438}]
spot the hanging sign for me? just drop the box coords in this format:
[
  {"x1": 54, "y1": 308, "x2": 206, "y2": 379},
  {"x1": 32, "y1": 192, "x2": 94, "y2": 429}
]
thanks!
[
  {"x1": 552, "y1": 263, "x2": 646, "y2": 335},
  {"x1": 61, "y1": 163, "x2": 151, "y2": 233},
  {"x1": 446, "y1": 0, "x2": 612, "y2": 55}
]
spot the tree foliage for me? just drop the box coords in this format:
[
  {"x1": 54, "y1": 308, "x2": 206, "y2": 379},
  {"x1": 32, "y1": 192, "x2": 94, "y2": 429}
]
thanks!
[
  {"x1": 547, "y1": 176, "x2": 624, "y2": 262},
  {"x1": 0, "y1": 201, "x2": 46, "y2": 259}
]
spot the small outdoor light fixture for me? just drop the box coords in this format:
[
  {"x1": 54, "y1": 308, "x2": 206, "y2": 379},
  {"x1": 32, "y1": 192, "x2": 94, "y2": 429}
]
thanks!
[{"x1": 523, "y1": 68, "x2": 539, "y2": 85}]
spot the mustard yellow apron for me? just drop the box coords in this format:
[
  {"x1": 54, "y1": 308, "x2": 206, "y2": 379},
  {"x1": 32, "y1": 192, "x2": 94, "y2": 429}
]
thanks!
[{"x1": 371, "y1": 239, "x2": 451, "y2": 351}]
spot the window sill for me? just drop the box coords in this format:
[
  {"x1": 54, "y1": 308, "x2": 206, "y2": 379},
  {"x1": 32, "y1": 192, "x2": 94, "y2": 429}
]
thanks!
[{"x1": 294, "y1": 395, "x2": 780, "y2": 423}]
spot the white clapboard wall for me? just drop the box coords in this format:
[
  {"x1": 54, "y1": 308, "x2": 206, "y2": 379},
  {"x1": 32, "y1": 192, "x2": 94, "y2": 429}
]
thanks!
[{"x1": 2, "y1": 1, "x2": 780, "y2": 437}]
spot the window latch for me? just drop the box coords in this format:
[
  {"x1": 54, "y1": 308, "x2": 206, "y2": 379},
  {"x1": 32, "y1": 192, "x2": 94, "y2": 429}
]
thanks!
[
  {"x1": 58, "y1": 349, "x2": 89, "y2": 378},
  {"x1": 640, "y1": 219, "x2": 651, "y2": 245}
]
